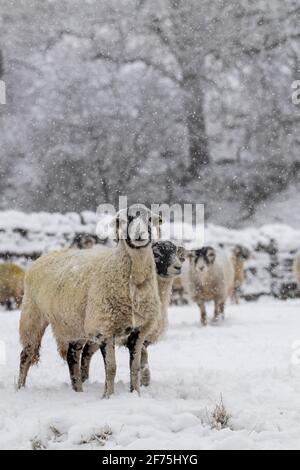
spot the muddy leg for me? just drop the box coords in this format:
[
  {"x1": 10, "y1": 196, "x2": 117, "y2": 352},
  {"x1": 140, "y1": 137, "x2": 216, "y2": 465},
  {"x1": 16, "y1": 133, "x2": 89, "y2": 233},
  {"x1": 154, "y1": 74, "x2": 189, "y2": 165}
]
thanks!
[
  {"x1": 18, "y1": 318, "x2": 48, "y2": 389},
  {"x1": 199, "y1": 302, "x2": 207, "y2": 326},
  {"x1": 127, "y1": 329, "x2": 144, "y2": 394},
  {"x1": 81, "y1": 342, "x2": 99, "y2": 383},
  {"x1": 67, "y1": 342, "x2": 84, "y2": 392},
  {"x1": 220, "y1": 302, "x2": 225, "y2": 321},
  {"x1": 140, "y1": 344, "x2": 151, "y2": 387},
  {"x1": 100, "y1": 338, "x2": 116, "y2": 399},
  {"x1": 18, "y1": 345, "x2": 41, "y2": 389}
]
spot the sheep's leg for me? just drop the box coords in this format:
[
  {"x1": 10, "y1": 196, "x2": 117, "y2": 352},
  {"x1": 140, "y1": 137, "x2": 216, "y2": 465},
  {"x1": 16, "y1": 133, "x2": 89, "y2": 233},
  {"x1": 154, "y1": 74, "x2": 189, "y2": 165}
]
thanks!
[
  {"x1": 199, "y1": 302, "x2": 208, "y2": 326},
  {"x1": 140, "y1": 344, "x2": 151, "y2": 387},
  {"x1": 232, "y1": 288, "x2": 239, "y2": 305},
  {"x1": 220, "y1": 302, "x2": 225, "y2": 321},
  {"x1": 67, "y1": 341, "x2": 84, "y2": 392},
  {"x1": 18, "y1": 344, "x2": 42, "y2": 389},
  {"x1": 100, "y1": 338, "x2": 116, "y2": 399},
  {"x1": 127, "y1": 329, "x2": 144, "y2": 394},
  {"x1": 18, "y1": 307, "x2": 48, "y2": 389},
  {"x1": 6, "y1": 299, "x2": 13, "y2": 311},
  {"x1": 212, "y1": 301, "x2": 221, "y2": 324},
  {"x1": 81, "y1": 342, "x2": 99, "y2": 383}
]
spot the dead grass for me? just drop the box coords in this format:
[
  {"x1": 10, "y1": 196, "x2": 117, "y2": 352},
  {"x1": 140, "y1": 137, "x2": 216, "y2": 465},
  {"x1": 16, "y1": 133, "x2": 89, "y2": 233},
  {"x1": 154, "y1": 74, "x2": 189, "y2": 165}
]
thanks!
[
  {"x1": 31, "y1": 438, "x2": 47, "y2": 450},
  {"x1": 79, "y1": 425, "x2": 113, "y2": 447},
  {"x1": 210, "y1": 396, "x2": 231, "y2": 431}
]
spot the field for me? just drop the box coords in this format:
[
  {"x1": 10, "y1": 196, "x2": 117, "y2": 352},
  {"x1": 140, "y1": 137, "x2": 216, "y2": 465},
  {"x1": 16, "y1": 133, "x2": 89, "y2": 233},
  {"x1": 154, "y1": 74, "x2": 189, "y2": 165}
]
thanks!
[{"x1": 1, "y1": 298, "x2": 300, "y2": 450}]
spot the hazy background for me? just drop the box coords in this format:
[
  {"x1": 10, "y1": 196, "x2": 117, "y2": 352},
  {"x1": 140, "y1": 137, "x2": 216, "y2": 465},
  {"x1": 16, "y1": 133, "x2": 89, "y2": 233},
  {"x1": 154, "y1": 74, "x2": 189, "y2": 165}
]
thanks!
[{"x1": 0, "y1": 0, "x2": 299, "y2": 227}]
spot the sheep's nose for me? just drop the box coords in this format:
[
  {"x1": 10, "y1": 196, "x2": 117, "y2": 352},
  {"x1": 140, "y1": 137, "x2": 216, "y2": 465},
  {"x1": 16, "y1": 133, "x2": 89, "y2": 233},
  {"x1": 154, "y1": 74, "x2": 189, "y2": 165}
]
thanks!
[
  {"x1": 174, "y1": 265, "x2": 182, "y2": 273},
  {"x1": 136, "y1": 232, "x2": 148, "y2": 241}
]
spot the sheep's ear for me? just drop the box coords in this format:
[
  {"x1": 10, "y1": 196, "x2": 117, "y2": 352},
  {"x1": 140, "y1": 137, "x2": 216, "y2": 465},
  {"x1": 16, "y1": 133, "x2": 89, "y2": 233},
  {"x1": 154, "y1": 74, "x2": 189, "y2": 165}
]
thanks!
[
  {"x1": 206, "y1": 247, "x2": 216, "y2": 265},
  {"x1": 150, "y1": 212, "x2": 164, "y2": 227},
  {"x1": 187, "y1": 250, "x2": 196, "y2": 261},
  {"x1": 177, "y1": 246, "x2": 187, "y2": 261},
  {"x1": 152, "y1": 243, "x2": 162, "y2": 260}
]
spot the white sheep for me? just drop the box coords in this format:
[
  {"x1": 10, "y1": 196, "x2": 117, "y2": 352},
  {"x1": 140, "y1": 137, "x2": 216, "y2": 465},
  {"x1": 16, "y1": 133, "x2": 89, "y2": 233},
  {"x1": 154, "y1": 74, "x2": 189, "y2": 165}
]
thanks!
[
  {"x1": 18, "y1": 205, "x2": 162, "y2": 398},
  {"x1": 183, "y1": 247, "x2": 234, "y2": 325},
  {"x1": 79, "y1": 241, "x2": 186, "y2": 388},
  {"x1": 0, "y1": 263, "x2": 25, "y2": 310},
  {"x1": 231, "y1": 245, "x2": 251, "y2": 304}
]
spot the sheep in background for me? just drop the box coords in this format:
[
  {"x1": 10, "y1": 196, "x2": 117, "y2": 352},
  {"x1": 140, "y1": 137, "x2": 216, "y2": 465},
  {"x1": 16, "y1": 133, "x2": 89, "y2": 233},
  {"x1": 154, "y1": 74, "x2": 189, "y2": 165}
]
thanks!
[
  {"x1": 0, "y1": 264, "x2": 25, "y2": 310},
  {"x1": 171, "y1": 275, "x2": 188, "y2": 305},
  {"x1": 71, "y1": 234, "x2": 97, "y2": 250},
  {"x1": 183, "y1": 247, "x2": 234, "y2": 326},
  {"x1": 231, "y1": 245, "x2": 251, "y2": 304},
  {"x1": 18, "y1": 205, "x2": 162, "y2": 397},
  {"x1": 293, "y1": 253, "x2": 300, "y2": 289},
  {"x1": 79, "y1": 242, "x2": 187, "y2": 388}
]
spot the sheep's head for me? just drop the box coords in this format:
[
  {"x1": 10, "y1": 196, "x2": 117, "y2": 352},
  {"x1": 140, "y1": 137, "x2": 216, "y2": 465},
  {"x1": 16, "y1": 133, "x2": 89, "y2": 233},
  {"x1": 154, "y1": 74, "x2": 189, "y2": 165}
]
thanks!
[
  {"x1": 233, "y1": 245, "x2": 251, "y2": 261},
  {"x1": 189, "y1": 247, "x2": 216, "y2": 274},
  {"x1": 72, "y1": 234, "x2": 97, "y2": 250},
  {"x1": 152, "y1": 241, "x2": 187, "y2": 279},
  {"x1": 114, "y1": 204, "x2": 163, "y2": 250}
]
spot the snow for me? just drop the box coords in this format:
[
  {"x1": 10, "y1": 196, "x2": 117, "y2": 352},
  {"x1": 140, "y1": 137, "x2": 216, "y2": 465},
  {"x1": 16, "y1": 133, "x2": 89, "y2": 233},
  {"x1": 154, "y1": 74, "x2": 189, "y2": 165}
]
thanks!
[{"x1": 1, "y1": 298, "x2": 300, "y2": 450}]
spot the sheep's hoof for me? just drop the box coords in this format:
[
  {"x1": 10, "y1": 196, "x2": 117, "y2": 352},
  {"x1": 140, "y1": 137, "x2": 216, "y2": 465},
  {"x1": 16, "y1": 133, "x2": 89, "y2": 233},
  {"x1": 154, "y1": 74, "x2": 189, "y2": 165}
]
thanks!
[
  {"x1": 141, "y1": 369, "x2": 151, "y2": 387},
  {"x1": 81, "y1": 372, "x2": 89, "y2": 383},
  {"x1": 102, "y1": 387, "x2": 114, "y2": 399},
  {"x1": 72, "y1": 381, "x2": 83, "y2": 393},
  {"x1": 201, "y1": 320, "x2": 208, "y2": 327},
  {"x1": 211, "y1": 317, "x2": 221, "y2": 326}
]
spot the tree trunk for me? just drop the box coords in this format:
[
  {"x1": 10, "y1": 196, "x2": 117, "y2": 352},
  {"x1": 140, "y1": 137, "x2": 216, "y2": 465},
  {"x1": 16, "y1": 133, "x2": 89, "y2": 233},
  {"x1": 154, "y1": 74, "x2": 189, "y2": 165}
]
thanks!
[{"x1": 183, "y1": 78, "x2": 210, "y2": 175}]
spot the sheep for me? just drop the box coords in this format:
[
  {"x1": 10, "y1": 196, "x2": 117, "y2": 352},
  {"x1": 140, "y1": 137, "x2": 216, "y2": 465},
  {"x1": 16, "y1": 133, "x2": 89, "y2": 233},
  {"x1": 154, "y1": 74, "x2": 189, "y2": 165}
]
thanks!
[
  {"x1": 231, "y1": 245, "x2": 251, "y2": 304},
  {"x1": 79, "y1": 241, "x2": 187, "y2": 388},
  {"x1": 0, "y1": 264, "x2": 25, "y2": 310},
  {"x1": 183, "y1": 247, "x2": 234, "y2": 326},
  {"x1": 18, "y1": 205, "x2": 162, "y2": 398},
  {"x1": 293, "y1": 253, "x2": 300, "y2": 289},
  {"x1": 171, "y1": 275, "x2": 188, "y2": 305},
  {"x1": 71, "y1": 234, "x2": 97, "y2": 250}
]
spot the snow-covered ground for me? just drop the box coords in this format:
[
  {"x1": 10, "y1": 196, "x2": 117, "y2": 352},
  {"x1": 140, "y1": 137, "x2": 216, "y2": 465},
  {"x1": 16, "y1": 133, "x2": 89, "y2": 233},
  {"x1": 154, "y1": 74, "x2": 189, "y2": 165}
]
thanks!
[{"x1": 1, "y1": 299, "x2": 300, "y2": 450}]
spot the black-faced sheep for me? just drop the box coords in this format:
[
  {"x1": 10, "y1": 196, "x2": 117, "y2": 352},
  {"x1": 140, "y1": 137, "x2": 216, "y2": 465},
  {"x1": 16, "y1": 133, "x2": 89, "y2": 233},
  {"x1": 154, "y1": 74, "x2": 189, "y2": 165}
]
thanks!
[
  {"x1": 79, "y1": 242, "x2": 186, "y2": 388},
  {"x1": 231, "y1": 245, "x2": 251, "y2": 304},
  {"x1": 183, "y1": 247, "x2": 234, "y2": 326},
  {"x1": 71, "y1": 234, "x2": 98, "y2": 250},
  {"x1": 0, "y1": 264, "x2": 25, "y2": 310},
  {"x1": 18, "y1": 205, "x2": 162, "y2": 398}
]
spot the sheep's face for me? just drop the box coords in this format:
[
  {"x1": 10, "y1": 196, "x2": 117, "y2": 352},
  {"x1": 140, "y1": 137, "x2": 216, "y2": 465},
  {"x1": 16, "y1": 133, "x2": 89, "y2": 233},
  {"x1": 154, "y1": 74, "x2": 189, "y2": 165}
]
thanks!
[
  {"x1": 190, "y1": 247, "x2": 216, "y2": 274},
  {"x1": 115, "y1": 205, "x2": 163, "y2": 250},
  {"x1": 73, "y1": 234, "x2": 96, "y2": 250},
  {"x1": 152, "y1": 241, "x2": 186, "y2": 278}
]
